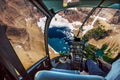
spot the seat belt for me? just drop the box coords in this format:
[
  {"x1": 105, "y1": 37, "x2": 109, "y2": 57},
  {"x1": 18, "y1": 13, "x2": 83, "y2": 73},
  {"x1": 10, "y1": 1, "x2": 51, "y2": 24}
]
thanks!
[{"x1": 0, "y1": 25, "x2": 31, "y2": 80}]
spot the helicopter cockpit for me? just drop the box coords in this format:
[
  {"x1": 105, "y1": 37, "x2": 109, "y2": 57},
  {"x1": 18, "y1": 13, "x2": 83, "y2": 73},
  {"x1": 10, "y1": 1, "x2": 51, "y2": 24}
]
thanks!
[{"x1": 0, "y1": 0, "x2": 120, "y2": 80}]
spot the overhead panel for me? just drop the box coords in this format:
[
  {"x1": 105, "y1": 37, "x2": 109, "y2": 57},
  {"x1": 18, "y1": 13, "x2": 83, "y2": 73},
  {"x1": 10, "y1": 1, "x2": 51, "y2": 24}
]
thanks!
[
  {"x1": 75, "y1": 0, "x2": 101, "y2": 7},
  {"x1": 42, "y1": 0, "x2": 120, "y2": 13},
  {"x1": 42, "y1": 0, "x2": 64, "y2": 12},
  {"x1": 108, "y1": 3, "x2": 120, "y2": 9},
  {"x1": 101, "y1": 0, "x2": 120, "y2": 9}
]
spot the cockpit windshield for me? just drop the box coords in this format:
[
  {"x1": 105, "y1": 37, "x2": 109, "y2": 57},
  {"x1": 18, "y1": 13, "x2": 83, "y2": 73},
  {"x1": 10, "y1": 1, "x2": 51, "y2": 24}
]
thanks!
[{"x1": 48, "y1": 7, "x2": 120, "y2": 63}]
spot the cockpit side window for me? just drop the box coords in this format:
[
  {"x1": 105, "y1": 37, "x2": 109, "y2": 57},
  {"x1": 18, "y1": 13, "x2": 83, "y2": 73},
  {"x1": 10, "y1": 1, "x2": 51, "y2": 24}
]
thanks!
[{"x1": 0, "y1": 0, "x2": 47, "y2": 70}]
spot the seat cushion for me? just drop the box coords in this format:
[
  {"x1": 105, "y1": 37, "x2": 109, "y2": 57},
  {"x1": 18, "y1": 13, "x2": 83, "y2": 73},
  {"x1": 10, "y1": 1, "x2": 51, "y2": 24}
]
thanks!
[
  {"x1": 35, "y1": 70, "x2": 105, "y2": 80},
  {"x1": 105, "y1": 58, "x2": 120, "y2": 80},
  {"x1": 51, "y1": 68, "x2": 80, "y2": 74}
]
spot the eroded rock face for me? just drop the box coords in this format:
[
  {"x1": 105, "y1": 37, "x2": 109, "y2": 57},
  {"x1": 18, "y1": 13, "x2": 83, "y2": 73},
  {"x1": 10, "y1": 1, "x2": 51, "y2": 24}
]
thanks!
[
  {"x1": 0, "y1": 0, "x2": 42, "y2": 50},
  {"x1": 7, "y1": 27, "x2": 30, "y2": 50},
  {"x1": 60, "y1": 8, "x2": 119, "y2": 25},
  {"x1": 111, "y1": 10, "x2": 120, "y2": 24},
  {"x1": 7, "y1": 27, "x2": 28, "y2": 39}
]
